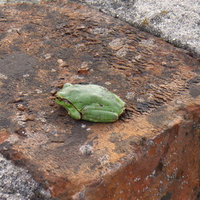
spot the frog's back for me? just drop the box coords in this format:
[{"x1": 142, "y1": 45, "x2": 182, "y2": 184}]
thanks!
[{"x1": 66, "y1": 84, "x2": 125, "y2": 110}]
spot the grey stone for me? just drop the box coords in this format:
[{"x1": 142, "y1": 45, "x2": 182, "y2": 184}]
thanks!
[
  {"x1": 0, "y1": 154, "x2": 51, "y2": 200},
  {"x1": 78, "y1": 0, "x2": 200, "y2": 57}
]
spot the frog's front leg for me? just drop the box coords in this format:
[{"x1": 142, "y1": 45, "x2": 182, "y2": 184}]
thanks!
[
  {"x1": 55, "y1": 99, "x2": 81, "y2": 120},
  {"x1": 81, "y1": 105, "x2": 119, "y2": 122}
]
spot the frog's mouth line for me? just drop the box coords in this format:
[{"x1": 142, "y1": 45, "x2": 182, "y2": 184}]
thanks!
[
  {"x1": 62, "y1": 99, "x2": 71, "y2": 104},
  {"x1": 56, "y1": 97, "x2": 81, "y2": 112},
  {"x1": 55, "y1": 96, "x2": 71, "y2": 104},
  {"x1": 56, "y1": 97, "x2": 74, "y2": 106}
]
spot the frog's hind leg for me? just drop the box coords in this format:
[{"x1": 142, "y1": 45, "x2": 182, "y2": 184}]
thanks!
[{"x1": 81, "y1": 105, "x2": 119, "y2": 122}]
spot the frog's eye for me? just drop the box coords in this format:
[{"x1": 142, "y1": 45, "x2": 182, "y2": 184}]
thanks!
[
  {"x1": 56, "y1": 96, "x2": 65, "y2": 101},
  {"x1": 56, "y1": 96, "x2": 63, "y2": 101},
  {"x1": 56, "y1": 96, "x2": 72, "y2": 104}
]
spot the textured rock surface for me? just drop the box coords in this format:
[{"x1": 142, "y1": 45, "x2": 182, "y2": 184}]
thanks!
[
  {"x1": 1, "y1": 0, "x2": 200, "y2": 57},
  {"x1": 0, "y1": 0, "x2": 48, "y2": 3},
  {"x1": 0, "y1": 154, "x2": 51, "y2": 200},
  {"x1": 79, "y1": 0, "x2": 200, "y2": 57},
  {"x1": 0, "y1": 0, "x2": 200, "y2": 199}
]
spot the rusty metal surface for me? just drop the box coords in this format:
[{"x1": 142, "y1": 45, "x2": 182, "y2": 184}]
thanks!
[{"x1": 0, "y1": 0, "x2": 200, "y2": 199}]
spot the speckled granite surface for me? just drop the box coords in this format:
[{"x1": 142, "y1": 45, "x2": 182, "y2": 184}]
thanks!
[{"x1": 78, "y1": 0, "x2": 200, "y2": 57}]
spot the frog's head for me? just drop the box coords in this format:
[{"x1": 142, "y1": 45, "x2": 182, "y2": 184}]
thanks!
[
  {"x1": 55, "y1": 94, "x2": 71, "y2": 107},
  {"x1": 54, "y1": 83, "x2": 72, "y2": 104},
  {"x1": 55, "y1": 94, "x2": 64, "y2": 106},
  {"x1": 54, "y1": 89, "x2": 66, "y2": 106},
  {"x1": 62, "y1": 83, "x2": 72, "y2": 89}
]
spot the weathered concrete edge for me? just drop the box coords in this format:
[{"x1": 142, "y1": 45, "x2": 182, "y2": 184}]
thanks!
[{"x1": 71, "y1": 100, "x2": 200, "y2": 199}]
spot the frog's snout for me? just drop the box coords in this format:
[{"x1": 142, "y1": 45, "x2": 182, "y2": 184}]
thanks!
[{"x1": 55, "y1": 96, "x2": 62, "y2": 101}]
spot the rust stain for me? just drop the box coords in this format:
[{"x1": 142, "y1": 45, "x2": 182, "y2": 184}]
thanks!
[{"x1": 0, "y1": 129, "x2": 10, "y2": 143}]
